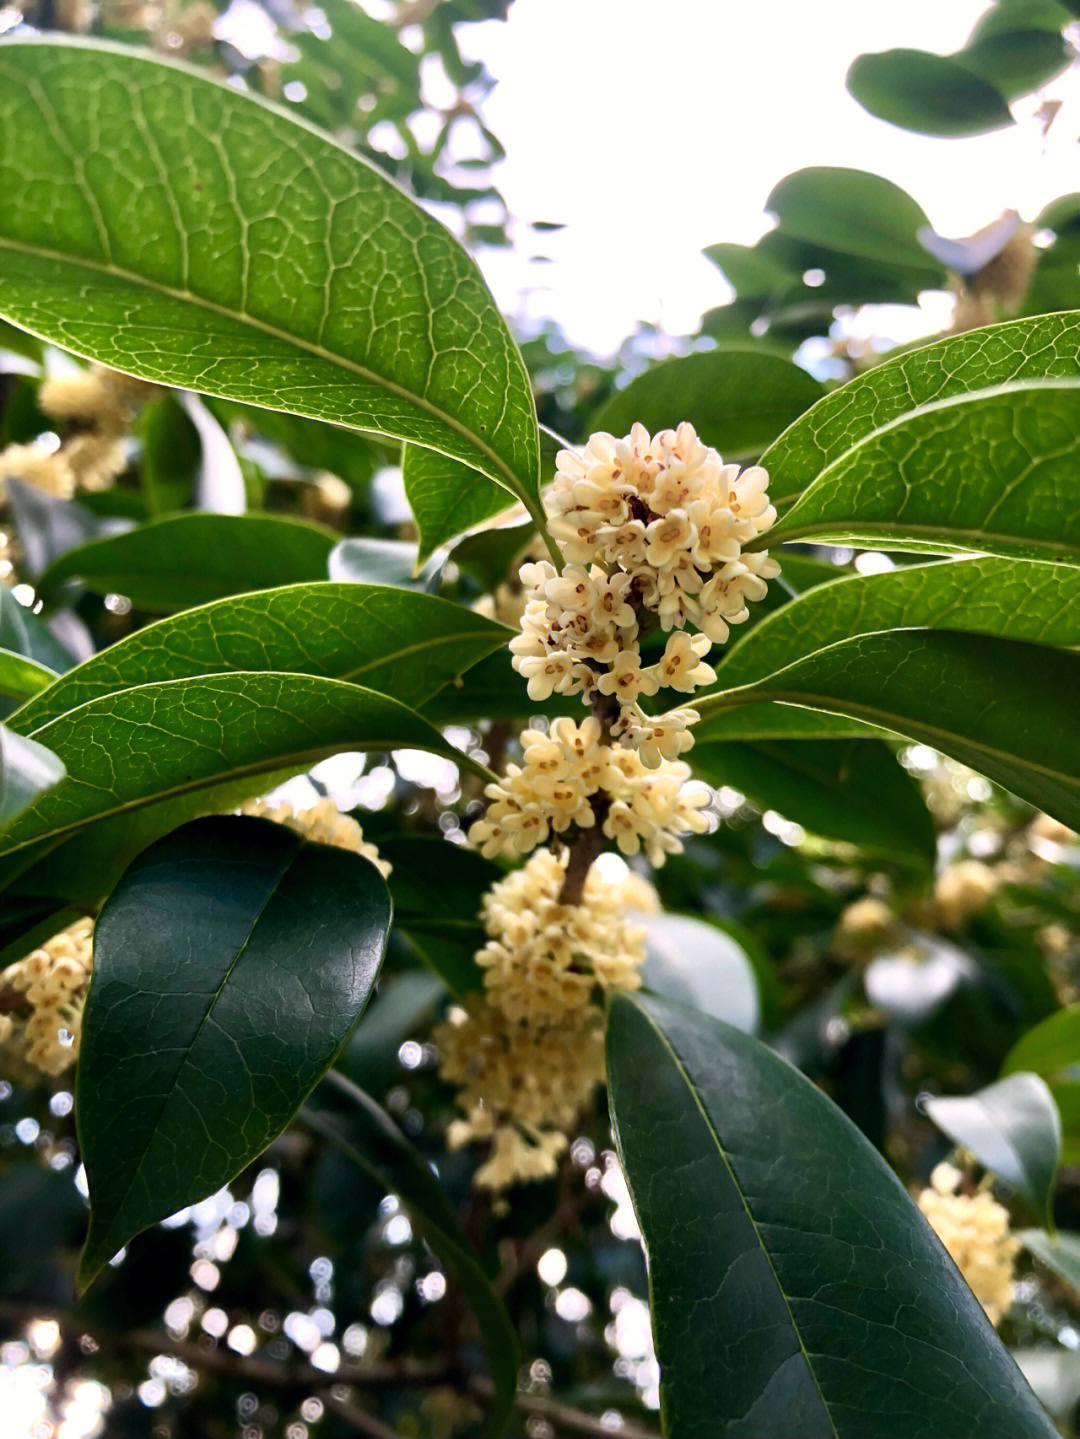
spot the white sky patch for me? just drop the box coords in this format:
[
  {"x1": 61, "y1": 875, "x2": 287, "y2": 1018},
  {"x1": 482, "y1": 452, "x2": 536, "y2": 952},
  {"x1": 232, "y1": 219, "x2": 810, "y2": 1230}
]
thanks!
[{"x1": 462, "y1": 0, "x2": 1080, "y2": 352}]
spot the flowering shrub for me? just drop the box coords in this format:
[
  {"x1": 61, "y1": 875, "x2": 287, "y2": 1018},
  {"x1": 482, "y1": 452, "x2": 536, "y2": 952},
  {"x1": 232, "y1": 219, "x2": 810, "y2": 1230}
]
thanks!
[{"x1": 1, "y1": 5, "x2": 1080, "y2": 1439}]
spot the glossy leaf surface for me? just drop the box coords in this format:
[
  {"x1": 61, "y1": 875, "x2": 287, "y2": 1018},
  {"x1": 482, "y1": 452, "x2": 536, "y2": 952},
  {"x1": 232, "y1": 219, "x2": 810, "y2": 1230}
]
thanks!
[
  {"x1": 0, "y1": 40, "x2": 542, "y2": 521},
  {"x1": 607, "y1": 991, "x2": 1056, "y2": 1438},
  {"x1": 696, "y1": 630, "x2": 1080, "y2": 832},
  {"x1": 0, "y1": 724, "x2": 65, "y2": 829},
  {"x1": 10, "y1": 582, "x2": 509, "y2": 732},
  {"x1": 38, "y1": 513, "x2": 337, "y2": 611},
  {"x1": 77, "y1": 815, "x2": 392, "y2": 1287},
  {"x1": 761, "y1": 313, "x2": 1080, "y2": 507},
  {"x1": 0, "y1": 672, "x2": 485, "y2": 863}
]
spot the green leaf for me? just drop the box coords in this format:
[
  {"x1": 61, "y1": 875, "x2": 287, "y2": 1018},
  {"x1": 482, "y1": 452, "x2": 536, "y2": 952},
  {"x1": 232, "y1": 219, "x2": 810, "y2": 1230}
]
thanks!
[
  {"x1": 10, "y1": 582, "x2": 509, "y2": 734},
  {"x1": 1019, "y1": 1228, "x2": 1080, "y2": 1292},
  {"x1": 761, "y1": 312, "x2": 1080, "y2": 508},
  {"x1": 376, "y1": 833, "x2": 493, "y2": 997},
  {"x1": 638, "y1": 911, "x2": 759, "y2": 1032},
  {"x1": 305, "y1": 1073, "x2": 520, "y2": 1438},
  {"x1": 710, "y1": 557, "x2": 1080, "y2": 696},
  {"x1": 960, "y1": 29, "x2": 1070, "y2": 101},
  {"x1": 695, "y1": 630, "x2": 1080, "y2": 832},
  {"x1": 0, "y1": 648, "x2": 57, "y2": 702},
  {"x1": 924, "y1": 1074, "x2": 1062, "y2": 1224},
  {"x1": 847, "y1": 49, "x2": 1016, "y2": 137},
  {"x1": 450, "y1": 519, "x2": 536, "y2": 591},
  {"x1": 606, "y1": 992, "x2": 1055, "y2": 1439},
  {"x1": 691, "y1": 737, "x2": 935, "y2": 866},
  {"x1": 0, "y1": 39, "x2": 544, "y2": 534},
  {"x1": 0, "y1": 724, "x2": 65, "y2": 829},
  {"x1": 404, "y1": 443, "x2": 516, "y2": 565},
  {"x1": 587, "y1": 348, "x2": 825, "y2": 463},
  {"x1": 756, "y1": 380, "x2": 1080, "y2": 561},
  {"x1": 76, "y1": 814, "x2": 392, "y2": 1289},
  {"x1": 684, "y1": 703, "x2": 876, "y2": 742},
  {"x1": 1003, "y1": 1008, "x2": 1080, "y2": 1081},
  {"x1": 37, "y1": 513, "x2": 338, "y2": 611},
  {"x1": 764, "y1": 167, "x2": 937, "y2": 273},
  {"x1": 0, "y1": 671, "x2": 488, "y2": 864},
  {"x1": 0, "y1": 589, "x2": 77, "y2": 673}
]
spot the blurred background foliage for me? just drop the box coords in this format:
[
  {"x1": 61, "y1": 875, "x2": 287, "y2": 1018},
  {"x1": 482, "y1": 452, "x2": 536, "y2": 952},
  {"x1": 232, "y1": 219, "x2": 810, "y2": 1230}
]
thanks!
[{"x1": 2, "y1": 1, "x2": 1080, "y2": 1437}]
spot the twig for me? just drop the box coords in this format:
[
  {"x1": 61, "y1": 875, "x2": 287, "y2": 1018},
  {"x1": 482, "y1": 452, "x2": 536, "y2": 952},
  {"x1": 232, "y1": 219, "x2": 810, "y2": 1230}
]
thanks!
[
  {"x1": 470, "y1": 1377, "x2": 659, "y2": 1439},
  {"x1": 0, "y1": 1299, "x2": 446, "y2": 1391}
]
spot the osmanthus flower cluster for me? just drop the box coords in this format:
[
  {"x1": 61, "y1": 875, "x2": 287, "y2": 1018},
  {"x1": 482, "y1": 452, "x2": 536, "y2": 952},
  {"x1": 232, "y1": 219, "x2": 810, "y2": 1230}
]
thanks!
[
  {"x1": 439, "y1": 422, "x2": 780, "y2": 1189},
  {"x1": 0, "y1": 918, "x2": 94, "y2": 1077},
  {"x1": 0, "y1": 363, "x2": 157, "y2": 503},
  {"x1": 511, "y1": 421, "x2": 779, "y2": 752},
  {"x1": 917, "y1": 1162, "x2": 1019, "y2": 1327},
  {"x1": 435, "y1": 851, "x2": 657, "y2": 1190}
]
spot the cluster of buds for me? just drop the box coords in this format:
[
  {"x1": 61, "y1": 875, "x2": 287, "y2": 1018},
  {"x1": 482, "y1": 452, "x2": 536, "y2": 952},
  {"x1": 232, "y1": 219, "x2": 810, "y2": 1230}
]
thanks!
[
  {"x1": 510, "y1": 421, "x2": 779, "y2": 762},
  {"x1": 436, "y1": 850, "x2": 655, "y2": 1189},
  {"x1": 0, "y1": 918, "x2": 94, "y2": 1077},
  {"x1": 0, "y1": 364, "x2": 158, "y2": 509},
  {"x1": 468, "y1": 716, "x2": 709, "y2": 866},
  {"x1": 446, "y1": 421, "x2": 778, "y2": 1188},
  {"x1": 917, "y1": 1162, "x2": 1019, "y2": 1327}
]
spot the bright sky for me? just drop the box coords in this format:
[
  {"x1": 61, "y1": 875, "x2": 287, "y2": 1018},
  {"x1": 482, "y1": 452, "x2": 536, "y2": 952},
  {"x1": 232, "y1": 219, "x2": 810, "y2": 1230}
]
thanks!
[{"x1": 463, "y1": 0, "x2": 1080, "y2": 353}]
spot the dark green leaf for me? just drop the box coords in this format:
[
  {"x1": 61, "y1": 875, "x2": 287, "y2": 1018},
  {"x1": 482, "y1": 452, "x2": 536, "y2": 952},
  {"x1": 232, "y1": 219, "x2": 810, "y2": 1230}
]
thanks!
[
  {"x1": 588, "y1": 348, "x2": 825, "y2": 463},
  {"x1": 710, "y1": 557, "x2": 1080, "y2": 696},
  {"x1": 306, "y1": 1073, "x2": 519, "y2": 1437},
  {"x1": 0, "y1": 671, "x2": 488, "y2": 864},
  {"x1": 0, "y1": 40, "x2": 544, "y2": 535},
  {"x1": 138, "y1": 392, "x2": 199, "y2": 516},
  {"x1": 607, "y1": 992, "x2": 1055, "y2": 1438},
  {"x1": 924, "y1": 1074, "x2": 1061, "y2": 1223},
  {"x1": 377, "y1": 833, "x2": 495, "y2": 996},
  {"x1": 38, "y1": 513, "x2": 338, "y2": 611},
  {"x1": 960, "y1": 29, "x2": 1070, "y2": 100},
  {"x1": 761, "y1": 312, "x2": 1080, "y2": 508},
  {"x1": 76, "y1": 814, "x2": 392, "y2": 1289},
  {"x1": 450, "y1": 519, "x2": 536, "y2": 590},
  {"x1": 0, "y1": 723, "x2": 65, "y2": 829},
  {"x1": 696, "y1": 630, "x2": 1080, "y2": 832},
  {"x1": 10, "y1": 582, "x2": 510, "y2": 733},
  {"x1": 692, "y1": 737, "x2": 935, "y2": 866},
  {"x1": 847, "y1": 49, "x2": 1016, "y2": 137}
]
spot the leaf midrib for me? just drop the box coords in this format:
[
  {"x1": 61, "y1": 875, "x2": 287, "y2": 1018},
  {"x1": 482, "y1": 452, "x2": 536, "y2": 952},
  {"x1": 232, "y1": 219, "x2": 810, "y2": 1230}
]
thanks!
[
  {"x1": 634, "y1": 998, "x2": 839, "y2": 1437},
  {"x1": 0, "y1": 234, "x2": 533, "y2": 510}
]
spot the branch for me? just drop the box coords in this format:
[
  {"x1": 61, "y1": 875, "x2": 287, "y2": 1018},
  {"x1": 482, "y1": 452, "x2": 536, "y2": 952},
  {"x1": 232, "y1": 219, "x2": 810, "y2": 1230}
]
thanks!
[
  {"x1": 470, "y1": 1377, "x2": 659, "y2": 1439},
  {"x1": 0, "y1": 1299, "x2": 446, "y2": 1391}
]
